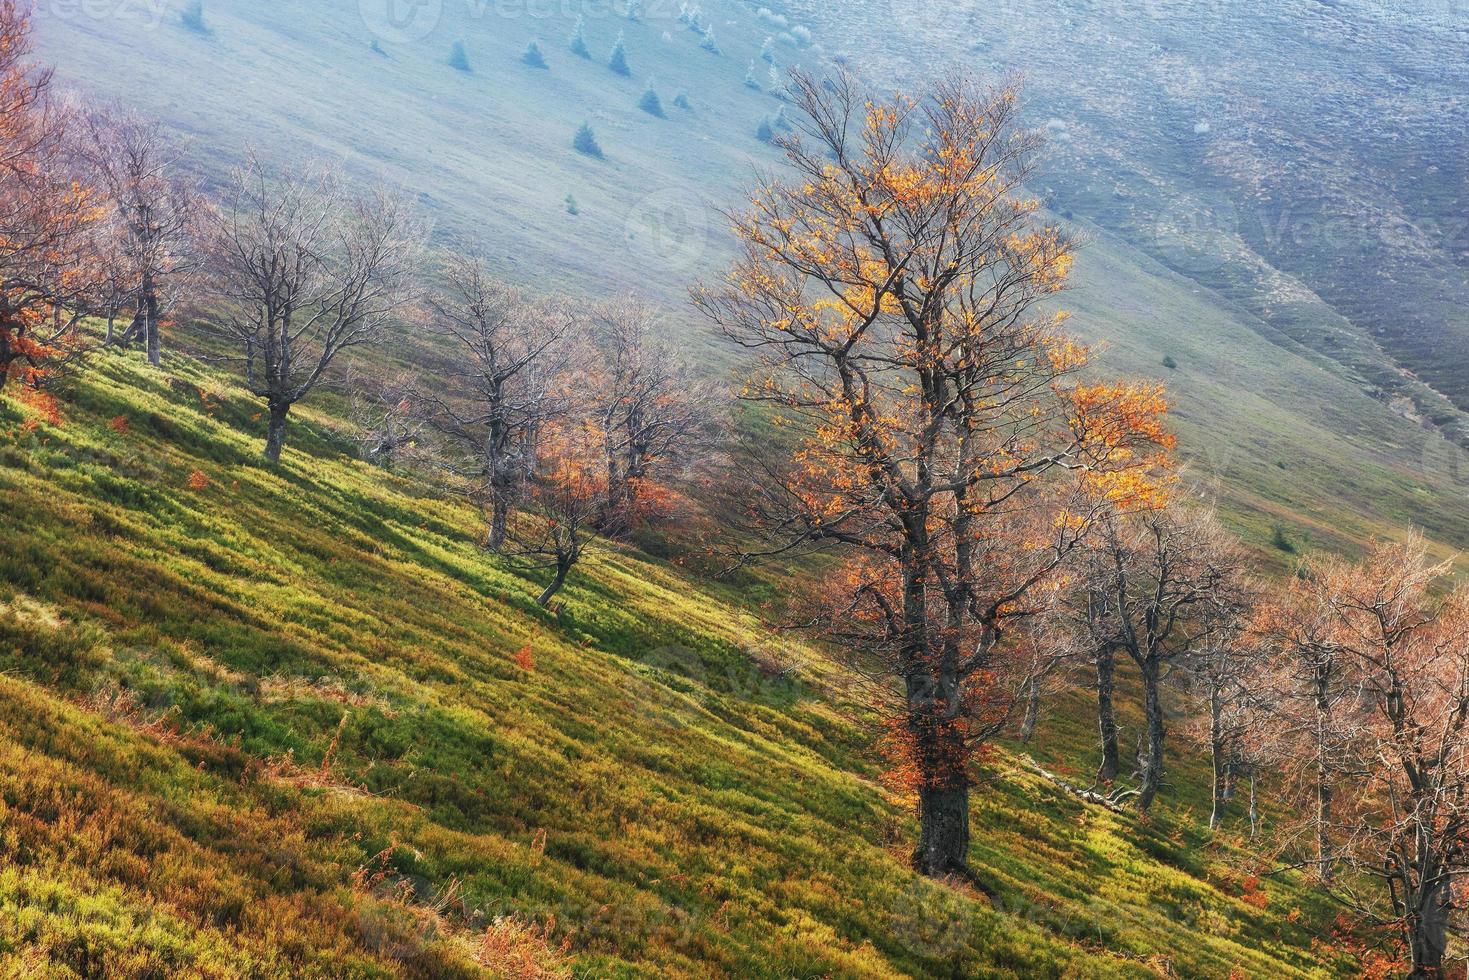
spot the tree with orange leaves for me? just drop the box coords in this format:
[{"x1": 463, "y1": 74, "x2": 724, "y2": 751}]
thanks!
[
  {"x1": 695, "y1": 70, "x2": 1173, "y2": 881},
  {"x1": 0, "y1": 0, "x2": 106, "y2": 391},
  {"x1": 510, "y1": 415, "x2": 604, "y2": 608}
]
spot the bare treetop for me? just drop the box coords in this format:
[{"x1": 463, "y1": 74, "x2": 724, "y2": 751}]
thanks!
[{"x1": 204, "y1": 156, "x2": 423, "y2": 461}]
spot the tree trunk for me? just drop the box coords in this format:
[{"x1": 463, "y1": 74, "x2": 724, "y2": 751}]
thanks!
[
  {"x1": 1247, "y1": 771, "x2": 1258, "y2": 839},
  {"x1": 1209, "y1": 686, "x2": 1226, "y2": 830},
  {"x1": 143, "y1": 281, "x2": 161, "y2": 367},
  {"x1": 1096, "y1": 645, "x2": 1120, "y2": 783},
  {"x1": 263, "y1": 401, "x2": 290, "y2": 464},
  {"x1": 1313, "y1": 667, "x2": 1334, "y2": 883},
  {"x1": 914, "y1": 783, "x2": 970, "y2": 878},
  {"x1": 1137, "y1": 656, "x2": 1165, "y2": 814},
  {"x1": 487, "y1": 495, "x2": 508, "y2": 552},
  {"x1": 537, "y1": 559, "x2": 570, "y2": 607},
  {"x1": 1408, "y1": 878, "x2": 1450, "y2": 978},
  {"x1": 1019, "y1": 677, "x2": 1040, "y2": 743}
]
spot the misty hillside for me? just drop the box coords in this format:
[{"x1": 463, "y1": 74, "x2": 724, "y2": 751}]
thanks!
[{"x1": 32, "y1": 0, "x2": 1469, "y2": 564}]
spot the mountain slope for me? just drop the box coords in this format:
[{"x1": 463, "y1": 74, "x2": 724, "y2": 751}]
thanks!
[
  {"x1": 0, "y1": 350, "x2": 1354, "y2": 977},
  {"x1": 34, "y1": 0, "x2": 1469, "y2": 566}
]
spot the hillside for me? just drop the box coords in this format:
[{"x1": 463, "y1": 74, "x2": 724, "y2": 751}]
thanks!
[
  {"x1": 32, "y1": 0, "x2": 1469, "y2": 566},
  {"x1": 0, "y1": 349, "x2": 1354, "y2": 976}
]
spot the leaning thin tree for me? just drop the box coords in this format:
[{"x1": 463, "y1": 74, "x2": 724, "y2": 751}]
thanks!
[{"x1": 696, "y1": 70, "x2": 1173, "y2": 880}]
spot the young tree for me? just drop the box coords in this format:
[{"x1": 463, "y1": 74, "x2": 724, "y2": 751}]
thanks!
[
  {"x1": 82, "y1": 110, "x2": 199, "y2": 367},
  {"x1": 695, "y1": 70, "x2": 1173, "y2": 880},
  {"x1": 759, "y1": 36, "x2": 776, "y2": 63},
  {"x1": 1078, "y1": 505, "x2": 1245, "y2": 814},
  {"x1": 573, "y1": 122, "x2": 602, "y2": 159},
  {"x1": 181, "y1": 1, "x2": 208, "y2": 34},
  {"x1": 514, "y1": 417, "x2": 602, "y2": 608},
  {"x1": 522, "y1": 40, "x2": 548, "y2": 69},
  {"x1": 0, "y1": 1, "x2": 105, "y2": 391},
  {"x1": 637, "y1": 79, "x2": 664, "y2": 117},
  {"x1": 744, "y1": 61, "x2": 761, "y2": 91},
  {"x1": 417, "y1": 259, "x2": 574, "y2": 551},
  {"x1": 204, "y1": 159, "x2": 420, "y2": 463},
  {"x1": 586, "y1": 298, "x2": 714, "y2": 532},
  {"x1": 568, "y1": 17, "x2": 591, "y2": 58},
  {"x1": 449, "y1": 40, "x2": 471, "y2": 72},
  {"x1": 608, "y1": 33, "x2": 630, "y2": 76},
  {"x1": 698, "y1": 27, "x2": 719, "y2": 54},
  {"x1": 672, "y1": 91, "x2": 691, "y2": 111}
]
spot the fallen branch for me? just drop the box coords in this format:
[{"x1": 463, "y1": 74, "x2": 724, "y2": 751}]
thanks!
[{"x1": 1023, "y1": 758, "x2": 1134, "y2": 814}]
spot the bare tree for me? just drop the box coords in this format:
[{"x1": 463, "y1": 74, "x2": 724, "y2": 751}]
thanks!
[
  {"x1": 348, "y1": 370, "x2": 424, "y2": 468},
  {"x1": 1274, "y1": 541, "x2": 1469, "y2": 976},
  {"x1": 1257, "y1": 566, "x2": 1359, "y2": 883},
  {"x1": 587, "y1": 297, "x2": 717, "y2": 533},
  {"x1": 1186, "y1": 586, "x2": 1261, "y2": 830},
  {"x1": 204, "y1": 159, "x2": 421, "y2": 463},
  {"x1": 416, "y1": 259, "x2": 575, "y2": 551},
  {"x1": 1059, "y1": 546, "x2": 1130, "y2": 784},
  {"x1": 1077, "y1": 503, "x2": 1246, "y2": 813},
  {"x1": 82, "y1": 109, "x2": 199, "y2": 366}
]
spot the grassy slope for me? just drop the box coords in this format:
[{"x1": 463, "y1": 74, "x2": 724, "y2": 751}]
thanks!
[{"x1": 0, "y1": 351, "x2": 1355, "y2": 977}]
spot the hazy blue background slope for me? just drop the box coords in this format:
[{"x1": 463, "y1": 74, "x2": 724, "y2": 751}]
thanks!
[{"x1": 33, "y1": 0, "x2": 1469, "y2": 555}]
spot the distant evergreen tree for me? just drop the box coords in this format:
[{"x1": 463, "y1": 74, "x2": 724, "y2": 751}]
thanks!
[
  {"x1": 565, "y1": 194, "x2": 580, "y2": 215},
  {"x1": 638, "y1": 80, "x2": 664, "y2": 117},
  {"x1": 625, "y1": 0, "x2": 642, "y2": 21},
  {"x1": 574, "y1": 122, "x2": 604, "y2": 158},
  {"x1": 744, "y1": 61, "x2": 761, "y2": 90},
  {"x1": 772, "y1": 105, "x2": 792, "y2": 131},
  {"x1": 699, "y1": 26, "x2": 719, "y2": 54},
  {"x1": 522, "y1": 39, "x2": 548, "y2": 68},
  {"x1": 181, "y1": 1, "x2": 208, "y2": 34},
  {"x1": 759, "y1": 36, "x2": 776, "y2": 63},
  {"x1": 677, "y1": 3, "x2": 692, "y2": 24},
  {"x1": 768, "y1": 63, "x2": 784, "y2": 96},
  {"x1": 757, "y1": 117, "x2": 775, "y2": 143},
  {"x1": 1161, "y1": 354, "x2": 1179, "y2": 370},
  {"x1": 609, "y1": 32, "x2": 630, "y2": 75},
  {"x1": 449, "y1": 40, "x2": 471, "y2": 72},
  {"x1": 672, "y1": 90, "x2": 692, "y2": 111},
  {"x1": 370, "y1": 39, "x2": 387, "y2": 57},
  {"x1": 569, "y1": 16, "x2": 591, "y2": 58}
]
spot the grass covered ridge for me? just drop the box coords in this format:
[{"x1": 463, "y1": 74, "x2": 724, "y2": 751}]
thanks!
[{"x1": 0, "y1": 351, "x2": 1354, "y2": 977}]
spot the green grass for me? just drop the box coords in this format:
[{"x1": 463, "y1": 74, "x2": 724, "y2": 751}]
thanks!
[{"x1": 0, "y1": 346, "x2": 1361, "y2": 976}]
